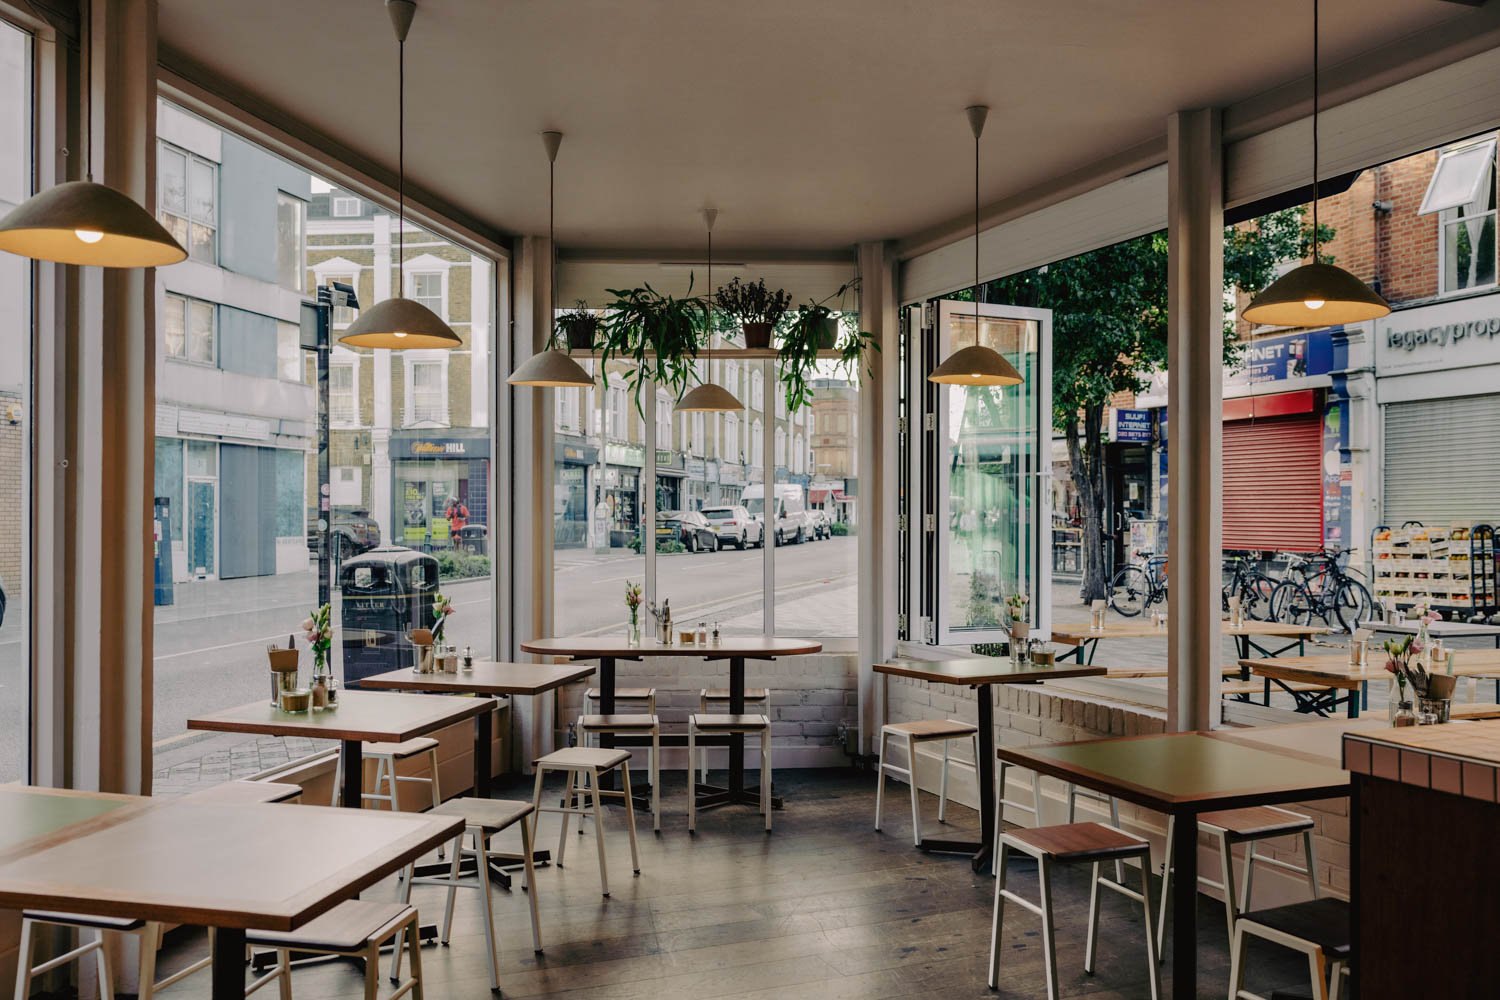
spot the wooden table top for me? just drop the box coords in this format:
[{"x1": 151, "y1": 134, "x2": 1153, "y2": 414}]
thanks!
[
  {"x1": 873, "y1": 658, "x2": 1106, "y2": 685},
  {"x1": 520, "y1": 635, "x2": 823, "y2": 659},
  {"x1": 996, "y1": 731, "x2": 1349, "y2": 814},
  {"x1": 1344, "y1": 719, "x2": 1500, "y2": 766},
  {"x1": 1051, "y1": 620, "x2": 1329, "y2": 643},
  {"x1": 360, "y1": 660, "x2": 596, "y2": 696},
  {"x1": 1104, "y1": 664, "x2": 1243, "y2": 679},
  {"x1": 0, "y1": 794, "x2": 462, "y2": 930},
  {"x1": 187, "y1": 689, "x2": 490, "y2": 743},
  {"x1": 1359, "y1": 619, "x2": 1500, "y2": 637},
  {"x1": 1242, "y1": 651, "x2": 1500, "y2": 687},
  {"x1": 0, "y1": 786, "x2": 145, "y2": 856}
]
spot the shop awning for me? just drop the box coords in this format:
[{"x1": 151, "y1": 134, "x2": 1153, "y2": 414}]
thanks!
[{"x1": 809, "y1": 487, "x2": 830, "y2": 504}]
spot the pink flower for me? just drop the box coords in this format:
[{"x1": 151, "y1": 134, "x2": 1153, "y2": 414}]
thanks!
[
  {"x1": 1384, "y1": 659, "x2": 1397, "y2": 674},
  {"x1": 300, "y1": 617, "x2": 315, "y2": 631},
  {"x1": 304, "y1": 631, "x2": 316, "y2": 645}
]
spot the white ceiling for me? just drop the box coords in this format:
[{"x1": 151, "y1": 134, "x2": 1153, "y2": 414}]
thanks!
[{"x1": 158, "y1": 0, "x2": 1477, "y2": 253}]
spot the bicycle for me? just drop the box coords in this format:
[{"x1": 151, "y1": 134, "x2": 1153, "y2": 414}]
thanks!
[
  {"x1": 1109, "y1": 555, "x2": 1168, "y2": 617},
  {"x1": 1269, "y1": 547, "x2": 1375, "y2": 633},
  {"x1": 1222, "y1": 554, "x2": 1278, "y2": 621}
]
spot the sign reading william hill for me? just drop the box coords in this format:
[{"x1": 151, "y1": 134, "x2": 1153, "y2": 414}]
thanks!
[{"x1": 397, "y1": 433, "x2": 489, "y2": 459}]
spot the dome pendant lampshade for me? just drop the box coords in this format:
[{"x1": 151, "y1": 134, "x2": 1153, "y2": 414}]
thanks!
[
  {"x1": 0, "y1": 180, "x2": 188, "y2": 267},
  {"x1": 508, "y1": 130, "x2": 594, "y2": 388},
  {"x1": 339, "y1": 1, "x2": 461, "y2": 351},
  {"x1": 930, "y1": 105, "x2": 1024, "y2": 387},
  {"x1": 1242, "y1": 0, "x2": 1387, "y2": 329},
  {"x1": 674, "y1": 207, "x2": 742, "y2": 412}
]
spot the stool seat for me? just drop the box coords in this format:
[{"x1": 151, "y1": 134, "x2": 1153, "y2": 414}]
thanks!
[
  {"x1": 247, "y1": 900, "x2": 412, "y2": 952},
  {"x1": 1239, "y1": 898, "x2": 1351, "y2": 957},
  {"x1": 183, "y1": 779, "x2": 301, "y2": 805},
  {"x1": 364, "y1": 736, "x2": 440, "y2": 759},
  {"x1": 578, "y1": 714, "x2": 658, "y2": 730},
  {"x1": 881, "y1": 718, "x2": 979, "y2": 739},
  {"x1": 701, "y1": 687, "x2": 769, "y2": 700},
  {"x1": 429, "y1": 797, "x2": 534, "y2": 832},
  {"x1": 1005, "y1": 822, "x2": 1148, "y2": 862},
  {"x1": 535, "y1": 746, "x2": 633, "y2": 770},
  {"x1": 22, "y1": 910, "x2": 145, "y2": 932},
  {"x1": 586, "y1": 686, "x2": 655, "y2": 700},
  {"x1": 1198, "y1": 805, "x2": 1315, "y2": 839},
  {"x1": 689, "y1": 713, "x2": 770, "y2": 730}
]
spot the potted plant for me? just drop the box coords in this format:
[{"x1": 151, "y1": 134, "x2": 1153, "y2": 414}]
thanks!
[
  {"x1": 554, "y1": 301, "x2": 604, "y2": 351},
  {"x1": 777, "y1": 279, "x2": 879, "y2": 411},
  {"x1": 714, "y1": 277, "x2": 792, "y2": 349},
  {"x1": 600, "y1": 280, "x2": 710, "y2": 401}
]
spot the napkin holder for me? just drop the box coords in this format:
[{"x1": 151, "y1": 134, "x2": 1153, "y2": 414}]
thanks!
[
  {"x1": 267, "y1": 648, "x2": 299, "y2": 705},
  {"x1": 410, "y1": 628, "x2": 436, "y2": 673}
]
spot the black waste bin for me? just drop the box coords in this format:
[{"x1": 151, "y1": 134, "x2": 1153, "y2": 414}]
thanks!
[
  {"x1": 339, "y1": 546, "x2": 439, "y2": 687},
  {"x1": 457, "y1": 524, "x2": 488, "y2": 556}
]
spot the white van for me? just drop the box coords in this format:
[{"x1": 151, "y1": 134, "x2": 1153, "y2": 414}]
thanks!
[{"x1": 740, "y1": 483, "x2": 811, "y2": 544}]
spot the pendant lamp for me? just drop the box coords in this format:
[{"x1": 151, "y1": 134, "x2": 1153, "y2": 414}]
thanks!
[
  {"x1": 507, "y1": 130, "x2": 595, "y2": 388},
  {"x1": 340, "y1": 1, "x2": 461, "y2": 350},
  {"x1": 676, "y1": 208, "x2": 743, "y2": 412},
  {"x1": 1242, "y1": 0, "x2": 1389, "y2": 327},
  {"x1": 0, "y1": 15, "x2": 185, "y2": 267},
  {"x1": 929, "y1": 105, "x2": 1023, "y2": 386}
]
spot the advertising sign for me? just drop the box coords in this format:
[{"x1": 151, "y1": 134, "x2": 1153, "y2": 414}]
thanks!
[
  {"x1": 1227, "y1": 328, "x2": 1334, "y2": 387},
  {"x1": 1111, "y1": 408, "x2": 1153, "y2": 443},
  {"x1": 1374, "y1": 295, "x2": 1500, "y2": 377}
]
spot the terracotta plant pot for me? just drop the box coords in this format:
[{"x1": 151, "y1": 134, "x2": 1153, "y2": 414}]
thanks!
[
  {"x1": 565, "y1": 326, "x2": 596, "y2": 351},
  {"x1": 742, "y1": 322, "x2": 773, "y2": 349},
  {"x1": 815, "y1": 316, "x2": 839, "y2": 349}
]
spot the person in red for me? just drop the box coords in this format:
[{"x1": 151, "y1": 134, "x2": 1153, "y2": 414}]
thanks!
[{"x1": 444, "y1": 496, "x2": 469, "y2": 533}]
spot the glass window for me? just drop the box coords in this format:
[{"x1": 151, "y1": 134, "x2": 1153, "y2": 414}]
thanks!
[
  {"x1": 164, "y1": 294, "x2": 215, "y2": 364},
  {"x1": 751, "y1": 419, "x2": 764, "y2": 468},
  {"x1": 163, "y1": 294, "x2": 186, "y2": 357},
  {"x1": 276, "y1": 321, "x2": 303, "y2": 382},
  {"x1": 324, "y1": 272, "x2": 356, "y2": 326},
  {"x1": 692, "y1": 413, "x2": 705, "y2": 457},
  {"x1": 332, "y1": 196, "x2": 361, "y2": 217},
  {"x1": 410, "y1": 271, "x2": 444, "y2": 317},
  {"x1": 330, "y1": 359, "x2": 358, "y2": 426},
  {"x1": 1438, "y1": 141, "x2": 1497, "y2": 293},
  {"x1": 1420, "y1": 139, "x2": 1498, "y2": 215},
  {"x1": 276, "y1": 192, "x2": 305, "y2": 292},
  {"x1": 655, "y1": 390, "x2": 671, "y2": 447},
  {"x1": 158, "y1": 140, "x2": 216, "y2": 263},
  {"x1": 408, "y1": 358, "x2": 446, "y2": 425},
  {"x1": 775, "y1": 426, "x2": 786, "y2": 467},
  {"x1": 724, "y1": 413, "x2": 739, "y2": 463},
  {"x1": 751, "y1": 371, "x2": 764, "y2": 411}
]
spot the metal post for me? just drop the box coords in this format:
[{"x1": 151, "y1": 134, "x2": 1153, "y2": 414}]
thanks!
[{"x1": 316, "y1": 300, "x2": 331, "y2": 609}]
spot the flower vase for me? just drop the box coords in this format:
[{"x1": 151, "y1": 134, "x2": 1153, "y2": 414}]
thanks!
[
  {"x1": 1390, "y1": 681, "x2": 1411, "y2": 726},
  {"x1": 628, "y1": 612, "x2": 641, "y2": 646},
  {"x1": 1416, "y1": 621, "x2": 1431, "y2": 671}
]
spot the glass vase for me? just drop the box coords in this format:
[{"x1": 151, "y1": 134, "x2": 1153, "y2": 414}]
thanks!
[{"x1": 628, "y1": 613, "x2": 640, "y2": 646}]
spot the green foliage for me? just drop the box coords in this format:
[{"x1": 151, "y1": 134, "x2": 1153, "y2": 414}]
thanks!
[
  {"x1": 435, "y1": 551, "x2": 490, "y2": 581},
  {"x1": 1223, "y1": 207, "x2": 1336, "y2": 336},
  {"x1": 830, "y1": 521, "x2": 851, "y2": 536},
  {"x1": 627, "y1": 535, "x2": 643, "y2": 554},
  {"x1": 714, "y1": 277, "x2": 793, "y2": 328},
  {"x1": 553, "y1": 301, "x2": 604, "y2": 349},
  {"x1": 777, "y1": 280, "x2": 878, "y2": 411},
  {"x1": 656, "y1": 539, "x2": 686, "y2": 554},
  {"x1": 601, "y1": 281, "x2": 710, "y2": 408}
]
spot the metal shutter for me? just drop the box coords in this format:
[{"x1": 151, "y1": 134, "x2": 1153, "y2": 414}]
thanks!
[
  {"x1": 1223, "y1": 414, "x2": 1324, "y2": 551},
  {"x1": 1384, "y1": 396, "x2": 1500, "y2": 526}
]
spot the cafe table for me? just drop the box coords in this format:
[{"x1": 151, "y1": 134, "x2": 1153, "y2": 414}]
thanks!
[
  {"x1": 1052, "y1": 619, "x2": 1329, "y2": 665},
  {"x1": 997, "y1": 730, "x2": 1349, "y2": 999},
  {"x1": 188, "y1": 689, "x2": 492, "y2": 810},
  {"x1": 872, "y1": 658, "x2": 1106, "y2": 872},
  {"x1": 1243, "y1": 649, "x2": 1500, "y2": 718},
  {"x1": 0, "y1": 786, "x2": 461, "y2": 1000},
  {"x1": 520, "y1": 635, "x2": 822, "y2": 814},
  {"x1": 1358, "y1": 616, "x2": 1500, "y2": 648}
]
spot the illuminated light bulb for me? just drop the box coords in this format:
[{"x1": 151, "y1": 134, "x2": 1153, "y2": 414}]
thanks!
[
  {"x1": 394, "y1": 331, "x2": 408, "y2": 338},
  {"x1": 971, "y1": 373, "x2": 982, "y2": 379},
  {"x1": 1303, "y1": 298, "x2": 1325, "y2": 310},
  {"x1": 74, "y1": 228, "x2": 104, "y2": 244}
]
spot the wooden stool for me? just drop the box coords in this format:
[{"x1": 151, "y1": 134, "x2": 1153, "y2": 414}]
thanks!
[
  {"x1": 246, "y1": 901, "x2": 423, "y2": 1000},
  {"x1": 875, "y1": 719, "x2": 979, "y2": 846},
  {"x1": 531, "y1": 747, "x2": 641, "y2": 896},
  {"x1": 697, "y1": 688, "x2": 771, "y2": 782},
  {"x1": 1228, "y1": 898, "x2": 1350, "y2": 1000},
  {"x1": 577, "y1": 713, "x2": 661, "y2": 831},
  {"x1": 687, "y1": 714, "x2": 772, "y2": 833},
  {"x1": 1158, "y1": 805, "x2": 1318, "y2": 953},
  {"x1": 585, "y1": 686, "x2": 656, "y2": 715},
  {"x1": 399, "y1": 798, "x2": 541, "y2": 991},
  {"x1": 331, "y1": 736, "x2": 442, "y2": 814},
  {"x1": 1065, "y1": 784, "x2": 1125, "y2": 881},
  {"x1": 988, "y1": 823, "x2": 1160, "y2": 1000}
]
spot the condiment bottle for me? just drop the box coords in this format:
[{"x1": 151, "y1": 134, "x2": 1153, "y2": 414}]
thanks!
[{"x1": 698, "y1": 621, "x2": 708, "y2": 645}]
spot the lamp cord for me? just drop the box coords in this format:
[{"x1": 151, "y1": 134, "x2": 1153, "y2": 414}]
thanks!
[
  {"x1": 398, "y1": 33, "x2": 405, "y2": 296},
  {"x1": 84, "y1": 10, "x2": 91, "y2": 182},
  {"x1": 974, "y1": 129, "x2": 981, "y2": 336},
  {"x1": 549, "y1": 151, "x2": 555, "y2": 343},
  {"x1": 1311, "y1": 0, "x2": 1319, "y2": 261}
]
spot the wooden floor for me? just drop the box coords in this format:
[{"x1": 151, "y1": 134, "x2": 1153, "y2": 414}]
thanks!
[{"x1": 152, "y1": 769, "x2": 1311, "y2": 1000}]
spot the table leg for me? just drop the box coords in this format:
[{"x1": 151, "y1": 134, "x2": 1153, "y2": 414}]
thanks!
[
  {"x1": 972, "y1": 684, "x2": 995, "y2": 874},
  {"x1": 1349, "y1": 686, "x2": 1359, "y2": 719},
  {"x1": 211, "y1": 927, "x2": 245, "y2": 1000},
  {"x1": 474, "y1": 704, "x2": 492, "y2": 799},
  {"x1": 1170, "y1": 810, "x2": 1197, "y2": 998},
  {"x1": 599, "y1": 656, "x2": 617, "y2": 791},
  {"x1": 728, "y1": 656, "x2": 746, "y2": 798},
  {"x1": 341, "y1": 739, "x2": 362, "y2": 810}
]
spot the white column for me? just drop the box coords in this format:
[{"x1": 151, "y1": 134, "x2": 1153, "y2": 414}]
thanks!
[
  {"x1": 1166, "y1": 109, "x2": 1224, "y2": 733},
  {"x1": 469, "y1": 252, "x2": 489, "y2": 427}
]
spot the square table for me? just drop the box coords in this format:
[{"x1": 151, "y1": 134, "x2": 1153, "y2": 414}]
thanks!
[
  {"x1": 0, "y1": 788, "x2": 462, "y2": 1000},
  {"x1": 872, "y1": 658, "x2": 1106, "y2": 872},
  {"x1": 997, "y1": 731, "x2": 1349, "y2": 998},
  {"x1": 1051, "y1": 620, "x2": 1328, "y2": 665},
  {"x1": 188, "y1": 690, "x2": 492, "y2": 809}
]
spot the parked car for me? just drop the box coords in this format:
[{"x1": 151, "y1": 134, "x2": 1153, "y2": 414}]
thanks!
[
  {"x1": 809, "y1": 509, "x2": 832, "y2": 540},
  {"x1": 656, "y1": 510, "x2": 718, "y2": 553},
  {"x1": 701, "y1": 505, "x2": 764, "y2": 550},
  {"x1": 741, "y1": 484, "x2": 810, "y2": 545},
  {"x1": 307, "y1": 506, "x2": 383, "y2": 563}
]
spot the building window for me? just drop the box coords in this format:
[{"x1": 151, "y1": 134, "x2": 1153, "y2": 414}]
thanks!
[
  {"x1": 793, "y1": 432, "x2": 804, "y2": 474},
  {"x1": 407, "y1": 357, "x2": 448, "y2": 425},
  {"x1": 409, "y1": 271, "x2": 445, "y2": 318},
  {"x1": 276, "y1": 192, "x2": 305, "y2": 292},
  {"x1": 776, "y1": 382, "x2": 787, "y2": 419},
  {"x1": 725, "y1": 360, "x2": 739, "y2": 400},
  {"x1": 555, "y1": 386, "x2": 579, "y2": 432},
  {"x1": 330, "y1": 359, "x2": 358, "y2": 427},
  {"x1": 1424, "y1": 139, "x2": 1498, "y2": 294},
  {"x1": 724, "y1": 413, "x2": 739, "y2": 463},
  {"x1": 655, "y1": 390, "x2": 672, "y2": 447},
  {"x1": 775, "y1": 426, "x2": 786, "y2": 468},
  {"x1": 323, "y1": 272, "x2": 357, "y2": 326},
  {"x1": 276, "y1": 321, "x2": 304, "y2": 382},
  {"x1": 751, "y1": 420, "x2": 764, "y2": 468},
  {"x1": 164, "y1": 293, "x2": 216, "y2": 365},
  {"x1": 158, "y1": 140, "x2": 216, "y2": 263},
  {"x1": 692, "y1": 413, "x2": 705, "y2": 457},
  {"x1": 331, "y1": 195, "x2": 361, "y2": 217},
  {"x1": 751, "y1": 370, "x2": 764, "y2": 411}
]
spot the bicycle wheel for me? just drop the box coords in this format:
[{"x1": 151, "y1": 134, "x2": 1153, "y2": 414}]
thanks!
[
  {"x1": 1332, "y1": 579, "x2": 1375, "y2": 633},
  {"x1": 1269, "y1": 580, "x2": 1313, "y2": 625},
  {"x1": 1240, "y1": 573, "x2": 1279, "y2": 621},
  {"x1": 1109, "y1": 565, "x2": 1150, "y2": 617}
]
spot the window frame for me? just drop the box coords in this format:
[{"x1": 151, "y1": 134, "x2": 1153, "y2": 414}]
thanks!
[
  {"x1": 331, "y1": 195, "x2": 361, "y2": 217},
  {"x1": 275, "y1": 190, "x2": 306, "y2": 292},
  {"x1": 404, "y1": 352, "x2": 449, "y2": 427},
  {"x1": 1435, "y1": 138, "x2": 1498, "y2": 296},
  {"x1": 407, "y1": 269, "x2": 447, "y2": 320},
  {"x1": 157, "y1": 138, "x2": 217, "y2": 264},
  {"x1": 328, "y1": 351, "x2": 360, "y2": 428},
  {"x1": 163, "y1": 292, "x2": 217, "y2": 366}
]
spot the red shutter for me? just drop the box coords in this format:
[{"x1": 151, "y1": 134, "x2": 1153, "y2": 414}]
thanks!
[{"x1": 1222, "y1": 413, "x2": 1324, "y2": 552}]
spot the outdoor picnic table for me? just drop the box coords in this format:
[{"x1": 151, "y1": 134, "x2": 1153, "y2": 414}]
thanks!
[
  {"x1": 1358, "y1": 617, "x2": 1500, "y2": 647},
  {"x1": 1051, "y1": 619, "x2": 1329, "y2": 665},
  {"x1": 1243, "y1": 649, "x2": 1500, "y2": 716}
]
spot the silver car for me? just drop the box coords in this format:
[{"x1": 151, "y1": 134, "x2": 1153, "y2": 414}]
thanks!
[{"x1": 701, "y1": 505, "x2": 764, "y2": 550}]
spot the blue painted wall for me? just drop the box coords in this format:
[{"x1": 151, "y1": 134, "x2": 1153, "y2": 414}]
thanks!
[
  {"x1": 218, "y1": 304, "x2": 276, "y2": 377},
  {"x1": 217, "y1": 132, "x2": 311, "y2": 285}
]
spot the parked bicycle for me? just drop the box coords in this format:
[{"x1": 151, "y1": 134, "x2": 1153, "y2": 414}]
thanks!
[
  {"x1": 1109, "y1": 555, "x2": 1168, "y2": 617},
  {"x1": 1222, "y1": 554, "x2": 1278, "y2": 621},
  {"x1": 1269, "y1": 547, "x2": 1374, "y2": 632}
]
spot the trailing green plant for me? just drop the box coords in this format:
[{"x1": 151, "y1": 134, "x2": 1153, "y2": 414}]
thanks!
[
  {"x1": 714, "y1": 277, "x2": 793, "y2": 330},
  {"x1": 554, "y1": 300, "x2": 604, "y2": 350},
  {"x1": 777, "y1": 278, "x2": 880, "y2": 410},
  {"x1": 600, "y1": 279, "x2": 709, "y2": 406}
]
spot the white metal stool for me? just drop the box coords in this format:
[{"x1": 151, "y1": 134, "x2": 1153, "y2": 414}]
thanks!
[
  {"x1": 577, "y1": 713, "x2": 661, "y2": 831},
  {"x1": 697, "y1": 688, "x2": 770, "y2": 782},
  {"x1": 246, "y1": 900, "x2": 423, "y2": 1000},
  {"x1": 331, "y1": 736, "x2": 442, "y2": 813},
  {"x1": 531, "y1": 747, "x2": 642, "y2": 897},
  {"x1": 398, "y1": 798, "x2": 542, "y2": 992},
  {"x1": 1157, "y1": 805, "x2": 1318, "y2": 954},
  {"x1": 875, "y1": 719, "x2": 980, "y2": 846},
  {"x1": 1228, "y1": 898, "x2": 1350, "y2": 1000},
  {"x1": 687, "y1": 714, "x2": 773, "y2": 833},
  {"x1": 585, "y1": 686, "x2": 656, "y2": 715},
  {"x1": 1065, "y1": 784, "x2": 1125, "y2": 881},
  {"x1": 988, "y1": 822, "x2": 1161, "y2": 1000}
]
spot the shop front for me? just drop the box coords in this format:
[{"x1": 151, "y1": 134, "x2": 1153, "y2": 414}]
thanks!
[
  {"x1": 390, "y1": 430, "x2": 490, "y2": 552},
  {"x1": 656, "y1": 449, "x2": 684, "y2": 512},
  {"x1": 603, "y1": 443, "x2": 643, "y2": 547},
  {"x1": 554, "y1": 439, "x2": 597, "y2": 549}
]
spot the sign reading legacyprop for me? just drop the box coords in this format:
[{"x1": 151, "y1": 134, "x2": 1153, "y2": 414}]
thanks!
[{"x1": 1375, "y1": 295, "x2": 1500, "y2": 377}]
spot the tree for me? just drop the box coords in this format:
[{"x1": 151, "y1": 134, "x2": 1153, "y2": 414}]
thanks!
[{"x1": 983, "y1": 207, "x2": 1331, "y2": 602}]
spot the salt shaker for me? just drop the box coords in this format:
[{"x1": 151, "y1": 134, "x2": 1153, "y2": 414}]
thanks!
[{"x1": 697, "y1": 621, "x2": 708, "y2": 645}]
